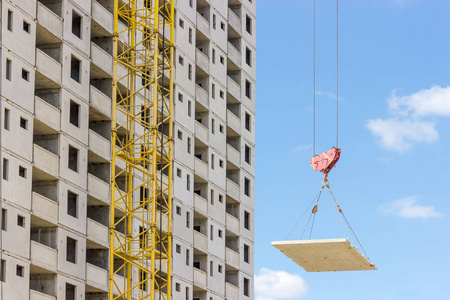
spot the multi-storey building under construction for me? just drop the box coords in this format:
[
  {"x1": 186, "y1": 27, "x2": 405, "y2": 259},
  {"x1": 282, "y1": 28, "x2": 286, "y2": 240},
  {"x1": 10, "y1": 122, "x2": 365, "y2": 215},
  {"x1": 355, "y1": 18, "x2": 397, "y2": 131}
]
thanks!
[{"x1": 0, "y1": 0, "x2": 255, "y2": 299}]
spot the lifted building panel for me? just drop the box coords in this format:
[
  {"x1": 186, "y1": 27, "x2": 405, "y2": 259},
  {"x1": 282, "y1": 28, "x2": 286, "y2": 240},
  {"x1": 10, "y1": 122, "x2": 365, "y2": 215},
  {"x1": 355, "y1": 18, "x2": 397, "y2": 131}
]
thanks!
[{"x1": 272, "y1": 238, "x2": 376, "y2": 272}]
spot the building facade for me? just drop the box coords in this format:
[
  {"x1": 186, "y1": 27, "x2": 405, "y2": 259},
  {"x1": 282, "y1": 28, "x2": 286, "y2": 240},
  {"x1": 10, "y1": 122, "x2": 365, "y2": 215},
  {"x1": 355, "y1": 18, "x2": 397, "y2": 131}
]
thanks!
[{"x1": 0, "y1": 0, "x2": 255, "y2": 299}]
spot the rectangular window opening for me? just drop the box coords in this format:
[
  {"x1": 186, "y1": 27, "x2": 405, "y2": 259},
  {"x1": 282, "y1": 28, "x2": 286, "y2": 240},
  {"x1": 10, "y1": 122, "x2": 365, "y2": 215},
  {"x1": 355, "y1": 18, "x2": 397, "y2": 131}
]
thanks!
[
  {"x1": 66, "y1": 237, "x2": 77, "y2": 264},
  {"x1": 245, "y1": 145, "x2": 251, "y2": 165},
  {"x1": 69, "y1": 101, "x2": 80, "y2": 127},
  {"x1": 70, "y1": 55, "x2": 81, "y2": 83},
  {"x1": 0, "y1": 260, "x2": 5, "y2": 282},
  {"x1": 4, "y1": 109, "x2": 10, "y2": 130},
  {"x1": 23, "y1": 21, "x2": 30, "y2": 33},
  {"x1": 245, "y1": 113, "x2": 251, "y2": 131},
  {"x1": 68, "y1": 145, "x2": 79, "y2": 172},
  {"x1": 18, "y1": 166, "x2": 26, "y2": 178},
  {"x1": 66, "y1": 283, "x2": 76, "y2": 300},
  {"x1": 244, "y1": 178, "x2": 251, "y2": 197},
  {"x1": 245, "y1": 80, "x2": 252, "y2": 99},
  {"x1": 244, "y1": 211, "x2": 250, "y2": 230},
  {"x1": 244, "y1": 244, "x2": 250, "y2": 263},
  {"x1": 16, "y1": 265, "x2": 24, "y2": 277},
  {"x1": 186, "y1": 249, "x2": 190, "y2": 266},
  {"x1": 72, "y1": 10, "x2": 82, "y2": 38},
  {"x1": 244, "y1": 278, "x2": 250, "y2": 296},
  {"x1": 1, "y1": 209, "x2": 6, "y2": 231},
  {"x1": 67, "y1": 191, "x2": 78, "y2": 218},
  {"x1": 246, "y1": 15, "x2": 252, "y2": 34},
  {"x1": 2, "y1": 159, "x2": 9, "y2": 181},
  {"x1": 5, "y1": 59, "x2": 11, "y2": 81},
  {"x1": 7, "y1": 10, "x2": 13, "y2": 32},
  {"x1": 246, "y1": 47, "x2": 252, "y2": 66},
  {"x1": 20, "y1": 117, "x2": 28, "y2": 130},
  {"x1": 22, "y1": 69, "x2": 29, "y2": 81}
]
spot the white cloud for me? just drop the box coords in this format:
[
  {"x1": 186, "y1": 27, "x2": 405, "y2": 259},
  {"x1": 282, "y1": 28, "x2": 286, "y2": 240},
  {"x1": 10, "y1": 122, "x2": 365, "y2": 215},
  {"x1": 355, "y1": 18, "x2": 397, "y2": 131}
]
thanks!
[
  {"x1": 367, "y1": 85, "x2": 449, "y2": 152},
  {"x1": 377, "y1": 196, "x2": 443, "y2": 219},
  {"x1": 316, "y1": 90, "x2": 343, "y2": 101},
  {"x1": 388, "y1": 86, "x2": 450, "y2": 117},
  {"x1": 289, "y1": 144, "x2": 312, "y2": 154},
  {"x1": 255, "y1": 268, "x2": 307, "y2": 300},
  {"x1": 366, "y1": 118, "x2": 438, "y2": 151}
]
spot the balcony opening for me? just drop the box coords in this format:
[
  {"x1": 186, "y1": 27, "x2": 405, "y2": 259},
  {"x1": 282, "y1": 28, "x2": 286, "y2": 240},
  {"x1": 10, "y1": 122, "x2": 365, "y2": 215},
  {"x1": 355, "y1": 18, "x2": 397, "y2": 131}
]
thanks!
[
  {"x1": 72, "y1": 10, "x2": 82, "y2": 39},
  {"x1": 30, "y1": 274, "x2": 56, "y2": 297},
  {"x1": 66, "y1": 237, "x2": 77, "y2": 264},
  {"x1": 86, "y1": 249, "x2": 108, "y2": 270},
  {"x1": 70, "y1": 55, "x2": 81, "y2": 83},
  {"x1": 68, "y1": 145, "x2": 79, "y2": 172},
  {"x1": 70, "y1": 100, "x2": 80, "y2": 127},
  {"x1": 67, "y1": 191, "x2": 78, "y2": 218},
  {"x1": 66, "y1": 283, "x2": 76, "y2": 300},
  {"x1": 226, "y1": 202, "x2": 239, "y2": 219},
  {"x1": 87, "y1": 205, "x2": 109, "y2": 226},
  {"x1": 31, "y1": 227, "x2": 57, "y2": 249}
]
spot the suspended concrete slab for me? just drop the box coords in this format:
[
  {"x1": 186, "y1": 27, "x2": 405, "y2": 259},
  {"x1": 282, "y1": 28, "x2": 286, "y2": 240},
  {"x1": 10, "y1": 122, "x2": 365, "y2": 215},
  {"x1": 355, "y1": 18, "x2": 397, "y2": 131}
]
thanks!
[{"x1": 272, "y1": 238, "x2": 377, "y2": 272}]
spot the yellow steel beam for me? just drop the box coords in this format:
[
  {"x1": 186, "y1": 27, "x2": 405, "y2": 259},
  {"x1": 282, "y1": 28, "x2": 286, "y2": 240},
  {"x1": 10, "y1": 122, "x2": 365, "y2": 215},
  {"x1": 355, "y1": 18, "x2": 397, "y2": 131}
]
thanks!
[{"x1": 110, "y1": 0, "x2": 173, "y2": 299}]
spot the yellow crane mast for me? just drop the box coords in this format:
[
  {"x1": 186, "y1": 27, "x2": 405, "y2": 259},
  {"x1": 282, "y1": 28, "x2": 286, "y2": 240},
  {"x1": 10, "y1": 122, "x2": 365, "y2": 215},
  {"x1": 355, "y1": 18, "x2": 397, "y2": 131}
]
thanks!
[{"x1": 109, "y1": 0, "x2": 174, "y2": 299}]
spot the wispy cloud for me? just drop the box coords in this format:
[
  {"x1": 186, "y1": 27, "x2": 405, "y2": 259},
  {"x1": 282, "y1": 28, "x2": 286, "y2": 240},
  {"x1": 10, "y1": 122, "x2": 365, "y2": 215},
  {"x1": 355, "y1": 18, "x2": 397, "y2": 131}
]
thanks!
[
  {"x1": 316, "y1": 90, "x2": 343, "y2": 101},
  {"x1": 366, "y1": 85, "x2": 450, "y2": 152},
  {"x1": 255, "y1": 268, "x2": 307, "y2": 300},
  {"x1": 377, "y1": 196, "x2": 443, "y2": 219},
  {"x1": 289, "y1": 144, "x2": 312, "y2": 154}
]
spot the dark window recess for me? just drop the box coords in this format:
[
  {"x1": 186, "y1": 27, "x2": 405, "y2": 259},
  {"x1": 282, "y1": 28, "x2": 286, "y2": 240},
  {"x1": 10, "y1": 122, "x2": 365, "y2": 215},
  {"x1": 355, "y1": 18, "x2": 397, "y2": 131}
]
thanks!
[
  {"x1": 4, "y1": 109, "x2": 10, "y2": 130},
  {"x1": 244, "y1": 244, "x2": 250, "y2": 263},
  {"x1": 20, "y1": 117, "x2": 28, "y2": 129},
  {"x1": 7, "y1": 10, "x2": 13, "y2": 32},
  {"x1": 245, "y1": 145, "x2": 251, "y2": 164},
  {"x1": 67, "y1": 191, "x2": 78, "y2": 218},
  {"x1": 245, "y1": 80, "x2": 251, "y2": 99},
  {"x1": 193, "y1": 262, "x2": 200, "y2": 269},
  {"x1": 0, "y1": 260, "x2": 5, "y2": 282},
  {"x1": 176, "y1": 283, "x2": 181, "y2": 292},
  {"x1": 244, "y1": 277, "x2": 250, "y2": 296},
  {"x1": 1, "y1": 209, "x2": 7, "y2": 231},
  {"x1": 188, "y1": 64, "x2": 192, "y2": 80},
  {"x1": 245, "y1": 113, "x2": 251, "y2": 131},
  {"x1": 186, "y1": 249, "x2": 190, "y2": 266},
  {"x1": 244, "y1": 211, "x2": 250, "y2": 230},
  {"x1": 16, "y1": 265, "x2": 24, "y2": 277},
  {"x1": 70, "y1": 56, "x2": 81, "y2": 83},
  {"x1": 5, "y1": 59, "x2": 11, "y2": 81},
  {"x1": 71, "y1": 10, "x2": 82, "y2": 38},
  {"x1": 246, "y1": 15, "x2": 252, "y2": 34},
  {"x1": 69, "y1": 101, "x2": 80, "y2": 127},
  {"x1": 23, "y1": 21, "x2": 30, "y2": 33},
  {"x1": 244, "y1": 178, "x2": 251, "y2": 197},
  {"x1": 22, "y1": 69, "x2": 29, "y2": 81},
  {"x1": 246, "y1": 48, "x2": 252, "y2": 66},
  {"x1": 66, "y1": 283, "x2": 76, "y2": 300},
  {"x1": 2, "y1": 159, "x2": 9, "y2": 181},
  {"x1": 66, "y1": 237, "x2": 77, "y2": 264},
  {"x1": 189, "y1": 28, "x2": 193, "y2": 44},
  {"x1": 68, "y1": 146, "x2": 78, "y2": 172},
  {"x1": 139, "y1": 269, "x2": 147, "y2": 291},
  {"x1": 19, "y1": 166, "x2": 26, "y2": 178}
]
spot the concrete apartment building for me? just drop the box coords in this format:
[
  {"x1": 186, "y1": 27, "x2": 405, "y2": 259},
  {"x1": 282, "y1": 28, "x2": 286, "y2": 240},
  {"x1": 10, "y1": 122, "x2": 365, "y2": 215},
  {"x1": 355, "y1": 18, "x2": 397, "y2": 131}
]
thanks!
[{"x1": 0, "y1": 0, "x2": 255, "y2": 299}]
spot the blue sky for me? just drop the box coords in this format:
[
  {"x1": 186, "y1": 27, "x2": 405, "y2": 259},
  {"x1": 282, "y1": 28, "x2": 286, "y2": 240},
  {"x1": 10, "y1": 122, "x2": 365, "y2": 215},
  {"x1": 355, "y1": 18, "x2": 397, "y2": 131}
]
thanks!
[{"x1": 254, "y1": 1, "x2": 450, "y2": 299}]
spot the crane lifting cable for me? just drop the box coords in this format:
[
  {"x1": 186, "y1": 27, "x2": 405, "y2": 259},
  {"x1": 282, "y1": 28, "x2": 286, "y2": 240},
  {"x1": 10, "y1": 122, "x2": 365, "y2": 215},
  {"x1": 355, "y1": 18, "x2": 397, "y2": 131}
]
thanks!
[{"x1": 272, "y1": 0, "x2": 376, "y2": 272}]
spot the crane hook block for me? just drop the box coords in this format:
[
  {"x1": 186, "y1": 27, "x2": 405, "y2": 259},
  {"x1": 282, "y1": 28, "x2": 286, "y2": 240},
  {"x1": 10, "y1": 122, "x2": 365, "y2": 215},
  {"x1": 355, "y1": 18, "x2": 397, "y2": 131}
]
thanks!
[{"x1": 310, "y1": 147, "x2": 341, "y2": 181}]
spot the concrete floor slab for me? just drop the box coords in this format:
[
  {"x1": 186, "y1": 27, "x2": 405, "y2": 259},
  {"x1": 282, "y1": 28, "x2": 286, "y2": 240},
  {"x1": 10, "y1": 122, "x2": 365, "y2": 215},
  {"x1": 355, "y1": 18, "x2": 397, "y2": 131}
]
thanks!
[{"x1": 272, "y1": 238, "x2": 377, "y2": 272}]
